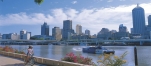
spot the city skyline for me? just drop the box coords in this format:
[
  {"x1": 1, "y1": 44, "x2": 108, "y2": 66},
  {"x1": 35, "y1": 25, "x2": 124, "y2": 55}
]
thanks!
[{"x1": 1, "y1": 0, "x2": 151, "y2": 35}]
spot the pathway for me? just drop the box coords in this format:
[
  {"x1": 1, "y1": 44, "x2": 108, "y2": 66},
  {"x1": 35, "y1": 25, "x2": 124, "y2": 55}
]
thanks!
[{"x1": 0, "y1": 55, "x2": 46, "y2": 66}]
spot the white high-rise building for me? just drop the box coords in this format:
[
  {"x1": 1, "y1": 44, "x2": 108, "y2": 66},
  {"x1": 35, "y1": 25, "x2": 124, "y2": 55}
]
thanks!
[
  {"x1": 52, "y1": 27, "x2": 62, "y2": 40},
  {"x1": 76, "y1": 24, "x2": 82, "y2": 35},
  {"x1": 20, "y1": 30, "x2": 31, "y2": 40},
  {"x1": 23, "y1": 32, "x2": 30, "y2": 40}
]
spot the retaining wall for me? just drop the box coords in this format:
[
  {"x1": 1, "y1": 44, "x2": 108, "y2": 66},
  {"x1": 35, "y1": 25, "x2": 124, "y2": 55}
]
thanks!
[{"x1": 0, "y1": 51, "x2": 91, "y2": 66}]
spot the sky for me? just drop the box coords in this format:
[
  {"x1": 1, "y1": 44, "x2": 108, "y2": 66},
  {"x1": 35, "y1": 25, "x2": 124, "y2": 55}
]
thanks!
[{"x1": 0, "y1": 0, "x2": 151, "y2": 36}]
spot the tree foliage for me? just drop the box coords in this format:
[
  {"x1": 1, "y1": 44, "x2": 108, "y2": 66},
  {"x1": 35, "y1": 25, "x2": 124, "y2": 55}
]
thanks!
[
  {"x1": 1, "y1": 0, "x2": 44, "y2": 5},
  {"x1": 34, "y1": 0, "x2": 44, "y2": 5}
]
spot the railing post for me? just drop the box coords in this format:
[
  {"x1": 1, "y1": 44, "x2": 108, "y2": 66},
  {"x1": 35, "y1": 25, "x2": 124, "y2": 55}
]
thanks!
[{"x1": 134, "y1": 47, "x2": 138, "y2": 66}]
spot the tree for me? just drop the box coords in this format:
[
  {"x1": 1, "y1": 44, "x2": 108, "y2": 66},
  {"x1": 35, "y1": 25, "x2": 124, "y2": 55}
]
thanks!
[
  {"x1": 1, "y1": 0, "x2": 44, "y2": 5},
  {"x1": 34, "y1": 0, "x2": 44, "y2": 5},
  {"x1": 30, "y1": 37, "x2": 37, "y2": 40}
]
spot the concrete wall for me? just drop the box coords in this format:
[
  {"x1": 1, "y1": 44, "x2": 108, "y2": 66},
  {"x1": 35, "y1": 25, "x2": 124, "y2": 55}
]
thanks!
[{"x1": 0, "y1": 51, "x2": 90, "y2": 66}]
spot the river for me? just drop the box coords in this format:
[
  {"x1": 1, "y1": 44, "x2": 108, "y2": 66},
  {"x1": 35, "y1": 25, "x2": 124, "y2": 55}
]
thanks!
[{"x1": 1, "y1": 45, "x2": 151, "y2": 66}]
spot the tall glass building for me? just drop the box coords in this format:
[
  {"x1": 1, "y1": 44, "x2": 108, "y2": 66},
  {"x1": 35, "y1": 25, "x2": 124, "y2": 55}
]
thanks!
[
  {"x1": 41, "y1": 22, "x2": 49, "y2": 36},
  {"x1": 148, "y1": 15, "x2": 151, "y2": 27},
  {"x1": 62, "y1": 20, "x2": 73, "y2": 40},
  {"x1": 85, "y1": 29, "x2": 90, "y2": 35},
  {"x1": 132, "y1": 4, "x2": 146, "y2": 35}
]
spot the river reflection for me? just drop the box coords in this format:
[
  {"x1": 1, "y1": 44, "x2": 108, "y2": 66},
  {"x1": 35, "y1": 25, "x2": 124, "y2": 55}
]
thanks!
[
  {"x1": 40, "y1": 45, "x2": 49, "y2": 58},
  {"x1": 3, "y1": 45, "x2": 151, "y2": 66}
]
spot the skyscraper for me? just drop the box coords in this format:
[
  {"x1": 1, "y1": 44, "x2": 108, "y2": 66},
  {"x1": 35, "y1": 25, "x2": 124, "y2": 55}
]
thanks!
[
  {"x1": 52, "y1": 27, "x2": 62, "y2": 40},
  {"x1": 148, "y1": 15, "x2": 151, "y2": 27},
  {"x1": 62, "y1": 20, "x2": 73, "y2": 40},
  {"x1": 41, "y1": 22, "x2": 49, "y2": 36},
  {"x1": 132, "y1": 4, "x2": 146, "y2": 35},
  {"x1": 76, "y1": 24, "x2": 82, "y2": 35},
  {"x1": 20, "y1": 30, "x2": 27, "y2": 39},
  {"x1": 119, "y1": 24, "x2": 128, "y2": 32},
  {"x1": 20, "y1": 30, "x2": 30, "y2": 40},
  {"x1": 85, "y1": 29, "x2": 90, "y2": 35}
]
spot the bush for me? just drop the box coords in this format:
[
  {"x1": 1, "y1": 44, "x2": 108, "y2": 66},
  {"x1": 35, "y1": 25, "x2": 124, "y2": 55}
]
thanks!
[
  {"x1": 0, "y1": 46, "x2": 3, "y2": 51},
  {"x1": 97, "y1": 51, "x2": 127, "y2": 66},
  {"x1": 2, "y1": 46, "x2": 14, "y2": 52},
  {"x1": 14, "y1": 49, "x2": 25, "y2": 54},
  {"x1": 1, "y1": 46, "x2": 25, "y2": 54},
  {"x1": 61, "y1": 52, "x2": 95, "y2": 65}
]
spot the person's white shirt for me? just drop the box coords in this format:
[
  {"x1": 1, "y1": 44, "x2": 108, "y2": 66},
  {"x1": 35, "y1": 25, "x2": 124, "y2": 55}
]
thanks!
[{"x1": 28, "y1": 49, "x2": 34, "y2": 55}]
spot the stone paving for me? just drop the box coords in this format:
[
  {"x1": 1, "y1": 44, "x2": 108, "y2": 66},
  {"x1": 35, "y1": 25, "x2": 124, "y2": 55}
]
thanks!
[
  {"x1": 0, "y1": 55, "x2": 25, "y2": 66},
  {"x1": 0, "y1": 55, "x2": 46, "y2": 66}
]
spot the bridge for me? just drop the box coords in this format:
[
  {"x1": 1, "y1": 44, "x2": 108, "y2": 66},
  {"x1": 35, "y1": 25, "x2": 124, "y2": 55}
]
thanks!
[
  {"x1": 61, "y1": 39, "x2": 151, "y2": 45},
  {"x1": 0, "y1": 39, "x2": 151, "y2": 45},
  {"x1": 0, "y1": 39, "x2": 57, "y2": 45}
]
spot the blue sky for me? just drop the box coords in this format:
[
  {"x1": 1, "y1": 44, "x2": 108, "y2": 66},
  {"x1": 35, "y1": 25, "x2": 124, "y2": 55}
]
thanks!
[{"x1": 0, "y1": 0, "x2": 151, "y2": 36}]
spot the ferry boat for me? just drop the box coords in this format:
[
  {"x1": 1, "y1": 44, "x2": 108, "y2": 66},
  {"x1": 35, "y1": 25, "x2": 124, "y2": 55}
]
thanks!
[{"x1": 82, "y1": 46, "x2": 115, "y2": 54}]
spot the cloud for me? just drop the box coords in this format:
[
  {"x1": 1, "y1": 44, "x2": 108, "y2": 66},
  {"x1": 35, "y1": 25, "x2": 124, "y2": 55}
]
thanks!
[
  {"x1": 119, "y1": 0, "x2": 125, "y2": 1},
  {"x1": 71, "y1": 1, "x2": 77, "y2": 4},
  {"x1": 107, "y1": 0, "x2": 113, "y2": 2},
  {"x1": 1, "y1": 3, "x2": 151, "y2": 35}
]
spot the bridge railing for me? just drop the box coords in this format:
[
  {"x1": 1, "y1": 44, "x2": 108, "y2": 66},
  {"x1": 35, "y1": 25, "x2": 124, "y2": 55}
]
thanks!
[{"x1": 0, "y1": 51, "x2": 91, "y2": 66}]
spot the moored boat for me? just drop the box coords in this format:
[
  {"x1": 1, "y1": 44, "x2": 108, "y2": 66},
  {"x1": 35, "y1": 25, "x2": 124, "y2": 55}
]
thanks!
[{"x1": 82, "y1": 46, "x2": 115, "y2": 54}]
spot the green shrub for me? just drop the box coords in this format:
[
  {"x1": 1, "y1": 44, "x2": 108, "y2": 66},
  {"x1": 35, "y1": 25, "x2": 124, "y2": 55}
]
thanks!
[{"x1": 97, "y1": 51, "x2": 127, "y2": 66}]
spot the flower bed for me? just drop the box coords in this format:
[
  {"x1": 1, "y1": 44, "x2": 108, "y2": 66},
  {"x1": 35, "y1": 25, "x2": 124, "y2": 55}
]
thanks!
[
  {"x1": 62, "y1": 52, "x2": 127, "y2": 66},
  {"x1": 0, "y1": 46, "x2": 25, "y2": 54},
  {"x1": 61, "y1": 52, "x2": 95, "y2": 65}
]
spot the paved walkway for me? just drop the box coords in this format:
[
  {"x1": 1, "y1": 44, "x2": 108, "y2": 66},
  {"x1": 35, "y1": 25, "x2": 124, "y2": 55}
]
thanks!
[
  {"x1": 0, "y1": 55, "x2": 25, "y2": 66},
  {"x1": 0, "y1": 55, "x2": 46, "y2": 66}
]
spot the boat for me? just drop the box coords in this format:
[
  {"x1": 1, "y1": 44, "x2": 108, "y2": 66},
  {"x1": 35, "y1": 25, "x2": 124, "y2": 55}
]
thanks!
[
  {"x1": 104, "y1": 50, "x2": 115, "y2": 54},
  {"x1": 82, "y1": 46, "x2": 115, "y2": 54}
]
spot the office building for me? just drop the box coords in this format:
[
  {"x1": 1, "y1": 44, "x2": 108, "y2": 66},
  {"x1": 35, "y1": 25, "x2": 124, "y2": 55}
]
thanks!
[
  {"x1": 62, "y1": 20, "x2": 74, "y2": 40},
  {"x1": 97, "y1": 28, "x2": 111, "y2": 40},
  {"x1": 52, "y1": 27, "x2": 62, "y2": 40},
  {"x1": 131, "y1": 28, "x2": 134, "y2": 34},
  {"x1": 2, "y1": 33, "x2": 19, "y2": 40},
  {"x1": 23, "y1": 32, "x2": 30, "y2": 40},
  {"x1": 110, "y1": 30, "x2": 117, "y2": 33},
  {"x1": 41, "y1": 22, "x2": 49, "y2": 36},
  {"x1": 132, "y1": 4, "x2": 146, "y2": 35},
  {"x1": 20, "y1": 30, "x2": 27, "y2": 39},
  {"x1": 119, "y1": 24, "x2": 128, "y2": 32},
  {"x1": 76, "y1": 24, "x2": 82, "y2": 35},
  {"x1": 20, "y1": 30, "x2": 31, "y2": 40},
  {"x1": 148, "y1": 15, "x2": 151, "y2": 27},
  {"x1": 111, "y1": 24, "x2": 130, "y2": 39},
  {"x1": 27, "y1": 32, "x2": 31, "y2": 37},
  {"x1": 85, "y1": 29, "x2": 90, "y2": 35}
]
